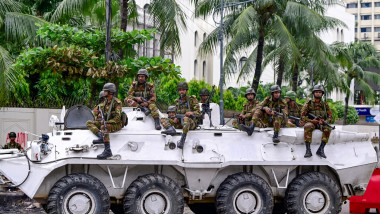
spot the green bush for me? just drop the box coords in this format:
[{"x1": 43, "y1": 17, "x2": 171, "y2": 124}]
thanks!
[
  {"x1": 334, "y1": 104, "x2": 359, "y2": 124},
  {"x1": 235, "y1": 96, "x2": 247, "y2": 112}
]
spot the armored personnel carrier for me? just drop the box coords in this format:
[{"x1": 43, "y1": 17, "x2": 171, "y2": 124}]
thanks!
[{"x1": 0, "y1": 104, "x2": 377, "y2": 214}]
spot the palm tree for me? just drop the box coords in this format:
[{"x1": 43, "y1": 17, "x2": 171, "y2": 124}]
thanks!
[
  {"x1": 195, "y1": 0, "x2": 342, "y2": 93},
  {"x1": 331, "y1": 41, "x2": 380, "y2": 124}
]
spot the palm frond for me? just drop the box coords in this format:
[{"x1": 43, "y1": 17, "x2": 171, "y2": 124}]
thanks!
[
  {"x1": 355, "y1": 79, "x2": 376, "y2": 104},
  {"x1": 0, "y1": 0, "x2": 23, "y2": 17},
  {"x1": 4, "y1": 12, "x2": 49, "y2": 44},
  {"x1": 50, "y1": 0, "x2": 98, "y2": 23}
]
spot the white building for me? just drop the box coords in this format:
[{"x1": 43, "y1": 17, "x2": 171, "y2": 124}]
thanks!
[{"x1": 134, "y1": 0, "x2": 355, "y2": 104}]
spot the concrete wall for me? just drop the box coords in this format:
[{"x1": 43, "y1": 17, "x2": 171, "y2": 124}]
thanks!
[{"x1": 0, "y1": 108, "x2": 62, "y2": 148}]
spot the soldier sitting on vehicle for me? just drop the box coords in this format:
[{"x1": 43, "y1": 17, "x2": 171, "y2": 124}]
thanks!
[
  {"x1": 241, "y1": 85, "x2": 288, "y2": 143},
  {"x1": 301, "y1": 85, "x2": 333, "y2": 159},
  {"x1": 161, "y1": 81, "x2": 201, "y2": 149},
  {"x1": 160, "y1": 106, "x2": 183, "y2": 130},
  {"x1": 232, "y1": 88, "x2": 260, "y2": 130},
  {"x1": 124, "y1": 69, "x2": 161, "y2": 130},
  {"x1": 199, "y1": 88, "x2": 210, "y2": 104},
  {"x1": 285, "y1": 91, "x2": 304, "y2": 127},
  {"x1": 86, "y1": 83, "x2": 123, "y2": 159},
  {"x1": 3, "y1": 132, "x2": 23, "y2": 150}
]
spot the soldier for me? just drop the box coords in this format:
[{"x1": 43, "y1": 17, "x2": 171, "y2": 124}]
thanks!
[
  {"x1": 199, "y1": 88, "x2": 210, "y2": 104},
  {"x1": 124, "y1": 69, "x2": 161, "y2": 130},
  {"x1": 285, "y1": 91, "x2": 304, "y2": 127},
  {"x1": 301, "y1": 85, "x2": 333, "y2": 159},
  {"x1": 86, "y1": 83, "x2": 123, "y2": 159},
  {"x1": 98, "y1": 90, "x2": 105, "y2": 104},
  {"x1": 232, "y1": 88, "x2": 260, "y2": 129},
  {"x1": 160, "y1": 106, "x2": 183, "y2": 130},
  {"x1": 242, "y1": 85, "x2": 288, "y2": 143},
  {"x1": 3, "y1": 132, "x2": 23, "y2": 150},
  {"x1": 161, "y1": 82, "x2": 201, "y2": 149}
]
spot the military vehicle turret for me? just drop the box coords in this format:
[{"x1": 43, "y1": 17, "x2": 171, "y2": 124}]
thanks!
[{"x1": 0, "y1": 104, "x2": 377, "y2": 214}]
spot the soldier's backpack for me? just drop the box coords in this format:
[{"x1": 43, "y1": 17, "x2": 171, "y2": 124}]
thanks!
[{"x1": 121, "y1": 111, "x2": 128, "y2": 127}]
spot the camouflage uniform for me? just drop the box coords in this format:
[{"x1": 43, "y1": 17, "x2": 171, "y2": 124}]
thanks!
[
  {"x1": 86, "y1": 97, "x2": 123, "y2": 143},
  {"x1": 301, "y1": 99, "x2": 333, "y2": 144},
  {"x1": 3, "y1": 141, "x2": 22, "y2": 150},
  {"x1": 161, "y1": 95, "x2": 201, "y2": 133},
  {"x1": 287, "y1": 102, "x2": 304, "y2": 127},
  {"x1": 252, "y1": 97, "x2": 288, "y2": 132},
  {"x1": 124, "y1": 82, "x2": 159, "y2": 118},
  {"x1": 232, "y1": 100, "x2": 260, "y2": 129}
]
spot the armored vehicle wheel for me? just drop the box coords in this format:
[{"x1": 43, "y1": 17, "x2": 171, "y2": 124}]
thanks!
[
  {"x1": 285, "y1": 172, "x2": 342, "y2": 214},
  {"x1": 46, "y1": 173, "x2": 110, "y2": 214},
  {"x1": 188, "y1": 203, "x2": 217, "y2": 214},
  {"x1": 123, "y1": 174, "x2": 184, "y2": 214},
  {"x1": 215, "y1": 172, "x2": 273, "y2": 214}
]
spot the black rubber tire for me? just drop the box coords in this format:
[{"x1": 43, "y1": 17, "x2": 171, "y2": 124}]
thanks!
[
  {"x1": 123, "y1": 173, "x2": 184, "y2": 214},
  {"x1": 188, "y1": 203, "x2": 217, "y2": 214},
  {"x1": 285, "y1": 172, "x2": 342, "y2": 214},
  {"x1": 110, "y1": 204, "x2": 124, "y2": 214},
  {"x1": 216, "y1": 172, "x2": 274, "y2": 214},
  {"x1": 46, "y1": 173, "x2": 110, "y2": 214}
]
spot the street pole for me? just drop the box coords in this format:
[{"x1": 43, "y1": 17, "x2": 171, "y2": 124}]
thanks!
[
  {"x1": 105, "y1": 0, "x2": 112, "y2": 63},
  {"x1": 219, "y1": 0, "x2": 225, "y2": 125}
]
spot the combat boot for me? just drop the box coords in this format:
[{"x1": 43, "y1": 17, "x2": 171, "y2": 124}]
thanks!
[
  {"x1": 140, "y1": 107, "x2": 151, "y2": 116},
  {"x1": 316, "y1": 142, "x2": 327, "y2": 158},
  {"x1": 272, "y1": 131, "x2": 280, "y2": 144},
  {"x1": 177, "y1": 133, "x2": 187, "y2": 149},
  {"x1": 240, "y1": 123, "x2": 255, "y2": 136},
  {"x1": 161, "y1": 126, "x2": 177, "y2": 135},
  {"x1": 92, "y1": 132, "x2": 104, "y2": 144},
  {"x1": 154, "y1": 117, "x2": 162, "y2": 130},
  {"x1": 304, "y1": 142, "x2": 312, "y2": 158},
  {"x1": 97, "y1": 142, "x2": 112, "y2": 159}
]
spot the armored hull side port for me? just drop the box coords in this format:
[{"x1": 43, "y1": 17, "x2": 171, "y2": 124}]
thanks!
[{"x1": 0, "y1": 104, "x2": 377, "y2": 214}]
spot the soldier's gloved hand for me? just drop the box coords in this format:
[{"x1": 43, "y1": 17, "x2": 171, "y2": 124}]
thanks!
[
  {"x1": 311, "y1": 119, "x2": 319, "y2": 124},
  {"x1": 319, "y1": 119, "x2": 324, "y2": 125},
  {"x1": 300, "y1": 121, "x2": 304, "y2": 126},
  {"x1": 141, "y1": 102, "x2": 149, "y2": 107},
  {"x1": 135, "y1": 97, "x2": 143, "y2": 103},
  {"x1": 173, "y1": 118, "x2": 179, "y2": 123},
  {"x1": 185, "y1": 112, "x2": 193, "y2": 117},
  {"x1": 264, "y1": 107, "x2": 272, "y2": 115},
  {"x1": 241, "y1": 115, "x2": 246, "y2": 119}
]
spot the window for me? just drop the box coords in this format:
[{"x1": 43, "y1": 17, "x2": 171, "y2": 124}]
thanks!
[
  {"x1": 336, "y1": 28, "x2": 340, "y2": 42},
  {"x1": 239, "y1": 57, "x2": 248, "y2": 72},
  {"x1": 375, "y1": 2, "x2": 380, "y2": 7},
  {"x1": 202, "y1": 61, "x2": 206, "y2": 78},
  {"x1": 203, "y1": 33, "x2": 207, "y2": 41},
  {"x1": 361, "y1": 27, "x2": 371, "y2": 32},
  {"x1": 194, "y1": 60, "x2": 198, "y2": 77},
  {"x1": 355, "y1": 14, "x2": 358, "y2": 20},
  {"x1": 194, "y1": 31, "x2": 198, "y2": 47},
  {"x1": 341, "y1": 29, "x2": 344, "y2": 42},
  {"x1": 361, "y1": 15, "x2": 371, "y2": 20},
  {"x1": 361, "y1": 2, "x2": 371, "y2": 8},
  {"x1": 375, "y1": 27, "x2": 380, "y2": 32},
  {"x1": 375, "y1": 15, "x2": 380, "y2": 19},
  {"x1": 355, "y1": 27, "x2": 357, "y2": 33},
  {"x1": 347, "y1": 3, "x2": 358, "y2": 8}
]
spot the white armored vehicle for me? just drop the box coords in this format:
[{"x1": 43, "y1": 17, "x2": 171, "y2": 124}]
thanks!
[{"x1": 0, "y1": 104, "x2": 378, "y2": 214}]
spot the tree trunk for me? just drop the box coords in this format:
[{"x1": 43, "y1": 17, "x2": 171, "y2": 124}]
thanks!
[
  {"x1": 251, "y1": 27, "x2": 265, "y2": 92},
  {"x1": 343, "y1": 92, "x2": 349, "y2": 125},
  {"x1": 118, "y1": 0, "x2": 129, "y2": 59},
  {"x1": 276, "y1": 54, "x2": 285, "y2": 87},
  {"x1": 292, "y1": 63, "x2": 299, "y2": 92}
]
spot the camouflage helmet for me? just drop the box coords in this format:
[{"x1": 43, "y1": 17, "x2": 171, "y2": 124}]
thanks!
[
  {"x1": 177, "y1": 81, "x2": 189, "y2": 90},
  {"x1": 167, "y1": 106, "x2": 176, "y2": 113},
  {"x1": 98, "y1": 91, "x2": 105, "y2": 99},
  {"x1": 199, "y1": 88, "x2": 210, "y2": 96},
  {"x1": 9, "y1": 132, "x2": 16, "y2": 138},
  {"x1": 245, "y1": 88, "x2": 256, "y2": 97},
  {"x1": 285, "y1": 91, "x2": 296, "y2": 101},
  {"x1": 103, "y1": 83, "x2": 116, "y2": 93},
  {"x1": 270, "y1": 85, "x2": 281, "y2": 93},
  {"x1": 137, "y1": 69, "x2": 149, "y2": 78},
  {"x1": 312, "y1": 84, "x2": 325, "y2": 94}
]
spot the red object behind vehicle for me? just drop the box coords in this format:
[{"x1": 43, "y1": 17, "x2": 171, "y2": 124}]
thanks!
[{"x1": 349, "y1": 168, "x2": 380, "y2": 213}]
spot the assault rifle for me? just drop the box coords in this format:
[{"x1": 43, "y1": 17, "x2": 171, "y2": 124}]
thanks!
[
  {"x1": 175, "y1": 114, "x2": 200, "y2": 127},
  {"x1": 270, "y1": 110, "x2": 302, "y2": 127},
  {"x1": 98, "y1": 105, "x2": 107, "y2": 134},
  {"x1": 201, "y1": 85, "x2": 216, "y2": 127},
  {"x1": 308, "y1": 113, "x2": 335, "y2": 130},
  {"x1": 138, "y1": 97, "x2": 151, "y2": 116},
  {"x1": 224, "y1": 113, "x2": 243, "y2": 126}
]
